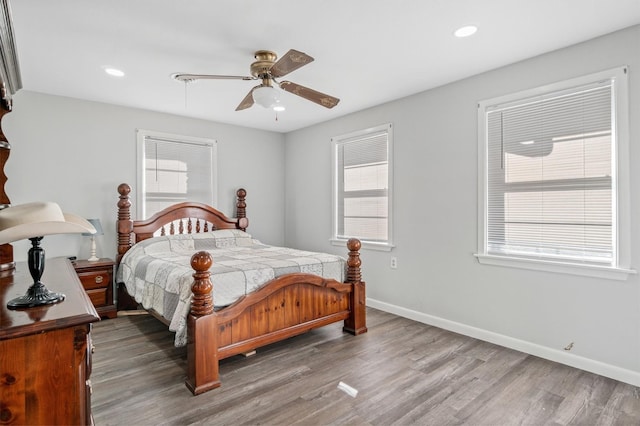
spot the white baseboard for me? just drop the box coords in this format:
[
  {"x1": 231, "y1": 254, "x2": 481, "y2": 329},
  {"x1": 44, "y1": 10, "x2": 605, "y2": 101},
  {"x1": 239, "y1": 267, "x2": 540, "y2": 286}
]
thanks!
[{"x1": 367, "y1": 298, "x2": 640, "y2": 388}]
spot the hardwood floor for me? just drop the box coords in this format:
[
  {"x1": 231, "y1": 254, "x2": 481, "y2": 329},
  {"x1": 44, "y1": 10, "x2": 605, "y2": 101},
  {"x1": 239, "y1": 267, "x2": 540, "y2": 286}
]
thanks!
[{"x1": 91, "y1": 308, "x2": 640, "y2": 425}]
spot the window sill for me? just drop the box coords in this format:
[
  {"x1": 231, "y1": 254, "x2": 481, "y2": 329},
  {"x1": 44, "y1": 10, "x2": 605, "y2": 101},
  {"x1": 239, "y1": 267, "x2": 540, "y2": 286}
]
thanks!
[
  {"x1": 474, "y1": 253, "x2": 636, "y2": 280},
  {"x1": 330, "y1": 239, "x2": 394, "y2": 252}
]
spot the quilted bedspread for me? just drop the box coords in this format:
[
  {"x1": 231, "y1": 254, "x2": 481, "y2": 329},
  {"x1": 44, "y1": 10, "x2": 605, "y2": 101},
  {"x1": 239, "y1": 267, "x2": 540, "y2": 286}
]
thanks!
[{"x1": 117, "y1": 229, "x2": 346, "y2": 347}]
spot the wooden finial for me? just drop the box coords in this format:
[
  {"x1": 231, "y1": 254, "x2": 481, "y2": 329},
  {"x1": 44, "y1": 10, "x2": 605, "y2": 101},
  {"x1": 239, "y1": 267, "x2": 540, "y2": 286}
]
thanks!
[
  {"x1": 117, "y1": 183, "x2": 133, "y2": 261},
  {"x1": 236, "y1": 188, "x2": 248, "y2": 230},
  {"x1": 236, "y1": 188, "x2": 247, "y2": 218},
  {"x1": 190, "y1": 251, "x2": 214, "y2": 317},
  {"x1": 0, "y1": 83, "x2": 10, "y2": 112},
  {"x1": 346, "y1": 238, "x2": 362, "y2": 283}
]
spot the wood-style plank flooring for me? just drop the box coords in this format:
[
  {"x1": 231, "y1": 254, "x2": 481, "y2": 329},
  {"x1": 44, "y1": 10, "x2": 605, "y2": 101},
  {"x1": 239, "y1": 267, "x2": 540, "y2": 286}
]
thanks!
[{"x1": 91, "y1": 308, "x2": 640, "y2": 425}]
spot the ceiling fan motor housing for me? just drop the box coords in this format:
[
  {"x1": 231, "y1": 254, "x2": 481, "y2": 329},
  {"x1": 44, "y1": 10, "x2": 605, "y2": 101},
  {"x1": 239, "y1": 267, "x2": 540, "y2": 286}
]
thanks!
[{"x1": 250, "y1": 50, "x2": 277, "y2": 79}]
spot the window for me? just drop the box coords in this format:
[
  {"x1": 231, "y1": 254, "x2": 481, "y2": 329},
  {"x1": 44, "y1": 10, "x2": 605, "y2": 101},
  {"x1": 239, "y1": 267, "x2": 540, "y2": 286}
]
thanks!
[
  {"x1": 332, "y1": 123, "x2": 393, "y2": 250},
  {"x1": 136, "y1": 129, "x2": 217, "y2": 219},
  {"x1": 476, "y1": 67, "x2": 633, "y2": 279}
]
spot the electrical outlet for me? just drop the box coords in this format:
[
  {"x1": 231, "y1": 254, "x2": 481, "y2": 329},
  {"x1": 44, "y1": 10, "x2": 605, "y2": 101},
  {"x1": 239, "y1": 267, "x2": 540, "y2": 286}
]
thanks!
[{"x1": 390, "y1": 257, "x2": 398, "y2": 269}]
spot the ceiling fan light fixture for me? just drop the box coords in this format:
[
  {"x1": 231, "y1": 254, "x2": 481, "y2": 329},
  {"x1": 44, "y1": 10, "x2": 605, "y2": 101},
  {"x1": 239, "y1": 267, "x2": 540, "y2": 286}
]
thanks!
[{"x1": 252, "y1": 85, "x2": 279, "y2": 108}]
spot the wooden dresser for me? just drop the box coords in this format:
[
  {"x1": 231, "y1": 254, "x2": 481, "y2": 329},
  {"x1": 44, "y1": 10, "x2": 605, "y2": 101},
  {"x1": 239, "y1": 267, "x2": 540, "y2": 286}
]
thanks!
[{"x1": 0, "y1": 257, "x2": 100, "y2": 425}]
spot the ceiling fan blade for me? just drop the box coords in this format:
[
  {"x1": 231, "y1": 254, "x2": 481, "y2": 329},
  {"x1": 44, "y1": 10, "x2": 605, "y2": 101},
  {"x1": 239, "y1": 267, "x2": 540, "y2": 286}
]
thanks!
[
  {"x1": 235, "y1": 86, "x2": 259, "y2": 111},
  {"x1": 172, "y1": 73, "x2": 254, "y2": 82},
  {"x1": 279, "y1": 81, "x2": 340, "y2": 109},
  {"x1": 269, "y1": 49, "x2": 314, "y2": 78}
]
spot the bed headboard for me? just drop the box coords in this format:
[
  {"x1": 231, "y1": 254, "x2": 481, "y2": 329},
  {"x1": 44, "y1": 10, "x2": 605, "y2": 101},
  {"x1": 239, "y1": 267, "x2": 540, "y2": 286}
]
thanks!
[{"x1": 116, "y1": 183, "x2": 248, "y2": 263}]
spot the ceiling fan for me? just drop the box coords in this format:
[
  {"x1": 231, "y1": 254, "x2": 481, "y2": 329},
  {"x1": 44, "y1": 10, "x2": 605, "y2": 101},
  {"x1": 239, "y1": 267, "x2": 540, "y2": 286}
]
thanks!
[{"x1": 171, "y1": 49, "x2": 340, "y2": 111}]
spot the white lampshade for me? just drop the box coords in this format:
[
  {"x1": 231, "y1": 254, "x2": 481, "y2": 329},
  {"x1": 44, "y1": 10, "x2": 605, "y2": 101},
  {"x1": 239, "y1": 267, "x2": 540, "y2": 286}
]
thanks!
[{"x1": 252, "y1": 86, "x2": 279, "y2": 108}]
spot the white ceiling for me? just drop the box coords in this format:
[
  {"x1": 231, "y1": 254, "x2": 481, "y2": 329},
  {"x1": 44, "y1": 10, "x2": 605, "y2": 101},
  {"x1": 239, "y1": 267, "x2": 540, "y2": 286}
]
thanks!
[{"x1": 8, "y1": 0, "x2": 640, "y2": 133}]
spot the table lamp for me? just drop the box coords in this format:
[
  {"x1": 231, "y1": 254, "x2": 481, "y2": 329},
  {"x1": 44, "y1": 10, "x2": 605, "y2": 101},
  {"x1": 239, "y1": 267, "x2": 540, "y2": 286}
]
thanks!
[
  {"x1": 83, "y1": 218, "x2": 103, "y2": 261},
  {"x1": 0, "y1": 201, "x2": 96, "y2": 308}
]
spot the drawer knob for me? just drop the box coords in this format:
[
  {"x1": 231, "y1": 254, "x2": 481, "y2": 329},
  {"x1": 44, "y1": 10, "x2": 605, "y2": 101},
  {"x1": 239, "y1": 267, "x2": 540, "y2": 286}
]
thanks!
[
  {"x1": 1, "y1": 373, "x2": 16, "y2": 385},
  {"x1": 95, "y1": 275, "x2": 103, "y2": 284},
  {"x1": 0, "y1": 406, "x2": 14, "y2": 423}
]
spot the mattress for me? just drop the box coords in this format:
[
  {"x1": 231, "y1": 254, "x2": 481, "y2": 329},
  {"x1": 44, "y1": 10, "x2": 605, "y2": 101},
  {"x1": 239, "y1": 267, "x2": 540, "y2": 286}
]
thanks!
[{"x1": 117, "y1": 229, "x2": 346, "y2": 346}]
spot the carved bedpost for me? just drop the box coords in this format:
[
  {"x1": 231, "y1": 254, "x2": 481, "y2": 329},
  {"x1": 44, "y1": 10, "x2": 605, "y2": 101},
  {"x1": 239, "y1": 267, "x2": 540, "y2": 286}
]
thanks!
[
  {"x1": 346, "y1": 238, "x2": 362, "y2": 283},
  {"x1": 116, "y1": 183, "x2": 134, "y2": 264},
  {"x1": 0, "y1": 84, "x2": 13, "y2": 272},
  {"x1": 236, "y1": 188, "x2": 249, "y2": 231},
  {"x1": 189, "y1": 251, "x2": 214, "y2": 316},
  {"x1": 186, "y1": 251, "x2": 220, "y2": 395},
  {"x1": 343, "y1": 238, "x2": 367, "y2": 335}
]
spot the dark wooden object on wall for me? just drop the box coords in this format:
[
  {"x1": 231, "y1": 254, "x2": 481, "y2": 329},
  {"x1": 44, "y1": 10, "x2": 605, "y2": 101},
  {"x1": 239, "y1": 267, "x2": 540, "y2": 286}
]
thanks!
[
  {"x1": 0, "y1": 0, "x2": 23, "y2": 272},
  {"x1": 115, "y1": 183, "x2": 367, "y2": 395},
  {"x1": 0, "y1": 257, "x2": 100, "y2": 425},
  {"x1": 0, "y1": 86, "x2": 13, "y2": 271},
  {"x1": 0, "y1": 87, "x2": 11, "y2": 208}
]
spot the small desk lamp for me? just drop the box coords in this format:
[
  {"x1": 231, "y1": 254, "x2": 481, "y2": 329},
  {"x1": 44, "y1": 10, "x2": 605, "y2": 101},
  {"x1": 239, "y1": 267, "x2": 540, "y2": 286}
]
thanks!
[
  {"x1": 0, "y1": 202, "x2": 96, "y2": 308},
  {"x1": 83, "y1": 218, "x2": 103, "y2": 261}
]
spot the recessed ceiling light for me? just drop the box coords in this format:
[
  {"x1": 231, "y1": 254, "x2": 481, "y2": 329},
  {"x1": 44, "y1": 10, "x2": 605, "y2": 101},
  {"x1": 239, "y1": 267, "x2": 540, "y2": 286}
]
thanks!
[
  {"x1": 104, "y1": 67, "x2": 125, "y2": 77},
  {"x1": 454, "y1": 25, "x2": 478, "y2": 38}
]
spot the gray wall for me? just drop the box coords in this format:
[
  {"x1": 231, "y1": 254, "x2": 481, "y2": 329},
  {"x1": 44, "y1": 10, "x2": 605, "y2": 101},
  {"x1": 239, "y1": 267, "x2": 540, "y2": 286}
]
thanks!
[
  {"x1": 3, "y1": 91, "x2": 285, "y2": 261},
  {"x1": 284, "y1": 25, "x2": 640, "y2": 385},
  {"x1": 3, "y1": 25, "x2": 639, "y2": 387}
]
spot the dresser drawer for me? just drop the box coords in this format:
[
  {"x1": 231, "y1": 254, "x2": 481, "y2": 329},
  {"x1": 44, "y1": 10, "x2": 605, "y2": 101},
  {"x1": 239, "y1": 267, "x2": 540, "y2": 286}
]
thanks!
[
  {"x1": 78, "y1": 270, "x2": 111, "y2": 290},
  {"x1": 86, "y1": 288, "x2": 108, "y2": 307}
]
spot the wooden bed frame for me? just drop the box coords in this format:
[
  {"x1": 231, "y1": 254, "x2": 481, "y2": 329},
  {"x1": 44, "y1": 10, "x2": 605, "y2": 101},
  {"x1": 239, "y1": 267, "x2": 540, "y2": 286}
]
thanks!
[{"x1": 115, "y1": 183, "x2": 367, "y2": 395}]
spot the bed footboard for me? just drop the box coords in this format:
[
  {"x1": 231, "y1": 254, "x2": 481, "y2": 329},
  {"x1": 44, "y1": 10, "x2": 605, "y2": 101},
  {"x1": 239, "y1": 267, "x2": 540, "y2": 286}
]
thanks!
[{"x1": 185, "y1": 238, "x2": 366, "y2": 395}]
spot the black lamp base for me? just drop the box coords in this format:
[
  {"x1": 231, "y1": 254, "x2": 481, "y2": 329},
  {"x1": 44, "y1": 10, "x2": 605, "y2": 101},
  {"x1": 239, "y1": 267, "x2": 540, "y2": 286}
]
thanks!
[
  {"x1": 6, "y1": 236, "x2": 66, "y2": 309},
  {"x1": 7, "y1": 282, "x2": 65, "y2": 308}
]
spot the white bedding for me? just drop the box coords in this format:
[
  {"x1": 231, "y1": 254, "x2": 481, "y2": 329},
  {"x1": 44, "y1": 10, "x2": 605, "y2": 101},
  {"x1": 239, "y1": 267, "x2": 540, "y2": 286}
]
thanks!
[{"x1": 117, "y1": 229, "x2": 346, "y2": 346}]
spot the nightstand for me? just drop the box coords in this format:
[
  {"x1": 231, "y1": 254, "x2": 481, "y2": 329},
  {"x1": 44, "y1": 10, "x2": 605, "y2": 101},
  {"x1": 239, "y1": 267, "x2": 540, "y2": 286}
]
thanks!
[{"x1": 73, "y1": 258, "x2": 117, "y2": 319}]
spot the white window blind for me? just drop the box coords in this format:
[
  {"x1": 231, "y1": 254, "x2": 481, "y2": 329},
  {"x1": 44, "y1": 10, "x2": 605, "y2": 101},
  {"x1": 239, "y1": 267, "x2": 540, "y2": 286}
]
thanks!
[
  {"x1": 478, "y1": 68, "x2": 632, "y2": 275},
  {"x1": 332, "y1": 123, "x2": 393, "y2": 249},
  {"x1": 137, "y1": 130, "x2": 217, "y2": 219}
]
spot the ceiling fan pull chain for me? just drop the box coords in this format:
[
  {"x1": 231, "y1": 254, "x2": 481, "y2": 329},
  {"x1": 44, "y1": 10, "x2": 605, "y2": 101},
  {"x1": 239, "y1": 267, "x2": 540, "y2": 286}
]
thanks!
[{"x1": 184, "y1": 80, "x2": 188, "y2": 109}]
